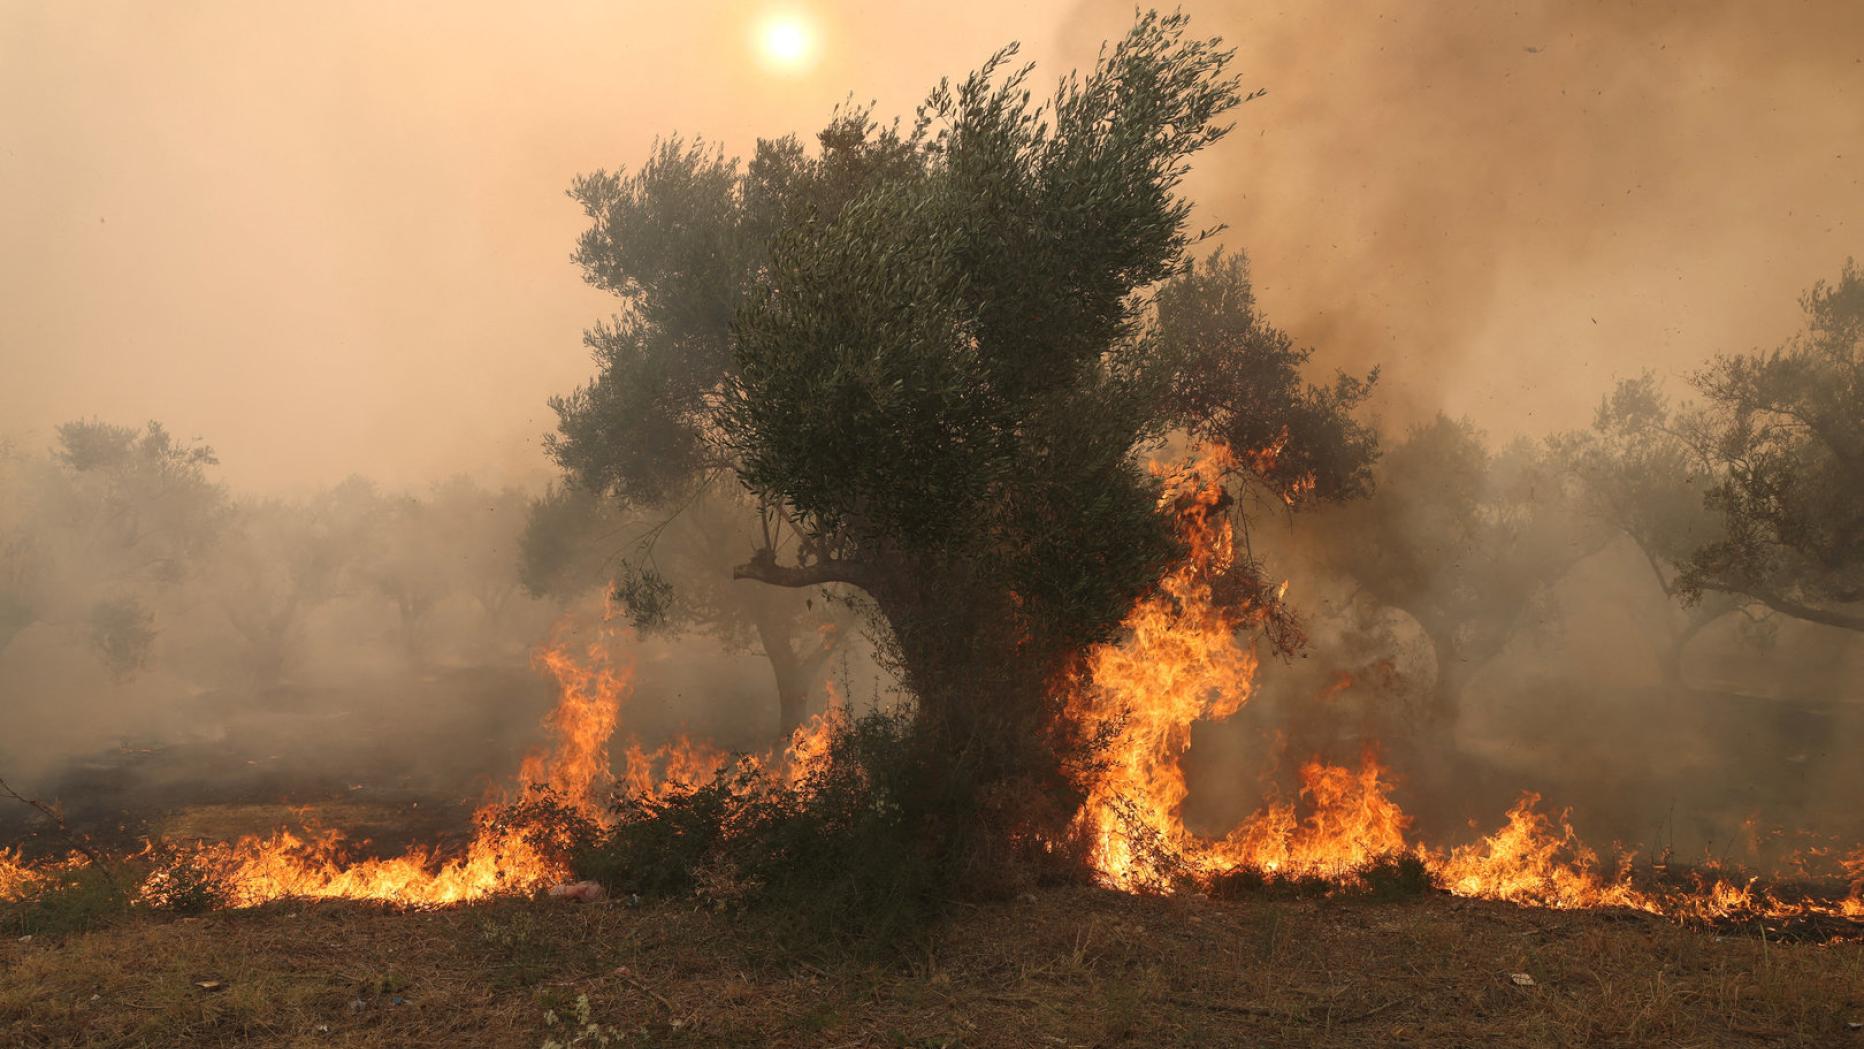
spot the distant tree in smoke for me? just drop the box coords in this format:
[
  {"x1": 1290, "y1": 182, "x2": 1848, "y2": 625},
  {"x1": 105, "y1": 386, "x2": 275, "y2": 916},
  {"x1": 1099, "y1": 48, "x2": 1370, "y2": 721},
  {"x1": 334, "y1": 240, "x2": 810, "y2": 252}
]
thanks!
[
  {"x1": 1555, "y1": 375, "x2": 1759, "y2": 684},
  {"x1": 1323, "y1": 416, "x2": 1606, "y2": 725},
  {"x1": 518, "y1": 484, "x2": 846, "y2": 738},
  {"x1": 0, "y1": 420, "x2": 228, "y2": 678},
  {"x1": 212, "y1": 477, "x2": 382, "y2": 685},
  {"x1": 425, "y1": 476, "x2": 533, "y2": 639}
]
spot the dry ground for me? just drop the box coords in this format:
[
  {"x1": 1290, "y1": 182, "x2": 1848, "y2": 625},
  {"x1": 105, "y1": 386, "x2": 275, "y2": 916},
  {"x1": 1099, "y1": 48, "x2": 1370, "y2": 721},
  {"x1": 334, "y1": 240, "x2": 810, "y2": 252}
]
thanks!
[{"x1": 3, "y1": 888, "x2": 1861, "y2": 1048}]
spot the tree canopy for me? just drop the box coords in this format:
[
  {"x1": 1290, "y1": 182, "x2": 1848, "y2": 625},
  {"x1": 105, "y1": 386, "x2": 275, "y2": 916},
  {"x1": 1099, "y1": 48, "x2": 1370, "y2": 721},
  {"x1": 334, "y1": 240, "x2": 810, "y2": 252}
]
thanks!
[{"x1": 1675, "y1": 262, "x2": 1864, "y2": 631}]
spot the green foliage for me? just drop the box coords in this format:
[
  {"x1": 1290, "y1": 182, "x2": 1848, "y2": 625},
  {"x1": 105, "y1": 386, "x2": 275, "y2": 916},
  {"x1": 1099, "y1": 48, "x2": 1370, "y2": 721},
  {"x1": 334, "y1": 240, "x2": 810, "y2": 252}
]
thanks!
[
  {"x1": 518, "y1": 485, "x2": 616, "y2": 601},
  {"x1": 1153, "y1": 251, "x2": 1380, "y2": 502},
  {"x1": 606, "y1": 562, "x2": 673, "y2": 631}
]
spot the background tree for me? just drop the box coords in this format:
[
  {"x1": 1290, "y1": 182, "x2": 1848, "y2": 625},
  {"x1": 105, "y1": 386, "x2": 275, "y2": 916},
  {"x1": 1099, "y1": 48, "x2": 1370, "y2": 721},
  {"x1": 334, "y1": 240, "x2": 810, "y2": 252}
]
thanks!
[
  {"x1": 212, "y1": 477, "x2": 381, "y2": 685},
  {"x1": 0, "y1": 421, "x2": 227, "y2": 677},
  {"x1": 425, "y1": 476, "x2": 533, "y2": 643},
  {"x1": 1324, "y1": 416, "x2": 1605, "y2": 724},
  {"x1": 364, "y1": 490, "x2": 454, "y2": 666},
  {"x1": 1675, "y1": 261, "x2": 1864, "y2": 631},
  {"x1": 1556, "y1": 375, "x2": 1757, "y2": 684}
]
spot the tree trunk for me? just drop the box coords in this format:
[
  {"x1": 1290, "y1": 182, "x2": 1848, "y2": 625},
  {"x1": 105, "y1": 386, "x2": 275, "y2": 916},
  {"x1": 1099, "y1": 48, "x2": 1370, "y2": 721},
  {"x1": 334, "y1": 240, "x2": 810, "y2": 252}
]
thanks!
[
  {"x1": 737, "y1": 553, "x2": 1077, "y2": 891},
  {"x1": 751, "y1": 607, "x2": 810, "y2": 740}
]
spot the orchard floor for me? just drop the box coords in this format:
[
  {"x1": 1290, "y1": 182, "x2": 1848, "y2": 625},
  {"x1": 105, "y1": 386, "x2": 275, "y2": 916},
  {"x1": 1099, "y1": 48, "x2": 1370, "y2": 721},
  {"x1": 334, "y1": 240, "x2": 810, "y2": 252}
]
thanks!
[{"x1": 3, "y1": 886, "x2": 1861, "y2": 1048}]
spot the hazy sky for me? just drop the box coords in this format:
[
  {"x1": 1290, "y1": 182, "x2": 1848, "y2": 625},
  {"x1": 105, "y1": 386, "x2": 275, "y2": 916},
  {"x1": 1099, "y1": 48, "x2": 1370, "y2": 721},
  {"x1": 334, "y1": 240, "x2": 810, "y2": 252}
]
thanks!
[{"x1": 3, "y1": 1, "x2": 1859, "y2": 492}]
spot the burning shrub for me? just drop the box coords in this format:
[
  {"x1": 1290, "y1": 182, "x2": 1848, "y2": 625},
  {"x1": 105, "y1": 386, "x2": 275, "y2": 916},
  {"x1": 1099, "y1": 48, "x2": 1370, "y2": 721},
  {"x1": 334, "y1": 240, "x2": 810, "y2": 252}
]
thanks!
[
  {"x1": 587, "y1": 763, "x2": 764, "y2": 900},
  {"x1": 1205, "y1": 852, "x2": 1433, "y2": 901},
  {"x1": 564, "y1": 709, "x2": 960, "y2": 944},
  {"x1": 139, "y1": 846, "x2": 231, "y2": 914},
  {"x1": 1359, "y1": 852, "x2": 1434, "y2": 900}
]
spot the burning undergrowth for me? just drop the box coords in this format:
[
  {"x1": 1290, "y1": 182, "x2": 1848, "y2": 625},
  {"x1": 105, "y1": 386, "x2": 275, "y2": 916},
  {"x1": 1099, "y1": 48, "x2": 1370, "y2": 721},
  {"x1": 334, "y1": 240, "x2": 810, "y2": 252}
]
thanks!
[
  {"x1": 2, "y1": 445, "x2": 1861, "y2": 943},
  {"x1": 1060, "y1": 444, "x2": 1864, "y2": 937}
]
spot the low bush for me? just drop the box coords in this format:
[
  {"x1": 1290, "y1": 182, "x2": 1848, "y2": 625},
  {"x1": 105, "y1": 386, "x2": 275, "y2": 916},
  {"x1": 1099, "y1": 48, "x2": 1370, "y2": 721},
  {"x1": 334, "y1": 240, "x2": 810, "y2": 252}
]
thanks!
[{"x1": 555, "y1": 709, "x2": 965, "y2": 948}]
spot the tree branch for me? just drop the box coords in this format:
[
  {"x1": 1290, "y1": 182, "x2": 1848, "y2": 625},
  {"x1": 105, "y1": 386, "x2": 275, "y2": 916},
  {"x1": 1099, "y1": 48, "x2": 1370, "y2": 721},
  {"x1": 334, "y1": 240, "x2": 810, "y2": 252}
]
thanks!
[
  {"x1": 733, "y1": 552, "x2": 873, "y2": 591},
  {"x1": 1748, "y1": 590, "x2": 1864, "y2": 633}
]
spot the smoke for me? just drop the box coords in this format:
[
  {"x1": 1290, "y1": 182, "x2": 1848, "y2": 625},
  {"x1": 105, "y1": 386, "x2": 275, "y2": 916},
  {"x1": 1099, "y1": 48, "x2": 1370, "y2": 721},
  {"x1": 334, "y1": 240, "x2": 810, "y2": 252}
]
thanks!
[{"x1": 1064, "y1": 0, "x2": 1864, "y2": 433}]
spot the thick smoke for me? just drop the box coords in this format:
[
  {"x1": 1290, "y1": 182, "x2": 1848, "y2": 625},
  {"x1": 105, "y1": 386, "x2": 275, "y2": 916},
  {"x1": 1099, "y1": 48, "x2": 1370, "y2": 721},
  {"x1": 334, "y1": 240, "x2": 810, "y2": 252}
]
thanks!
[{"x1": 1066, "y1": 0, "x2": 1864, "y2": 432}]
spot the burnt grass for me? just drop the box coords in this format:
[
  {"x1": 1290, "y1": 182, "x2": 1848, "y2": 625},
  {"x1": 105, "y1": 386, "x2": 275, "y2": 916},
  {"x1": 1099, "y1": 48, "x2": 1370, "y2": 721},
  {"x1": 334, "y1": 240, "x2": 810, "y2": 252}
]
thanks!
[{"x1": 3, "y1": 887, "x2": 1862, "y2": 1048}]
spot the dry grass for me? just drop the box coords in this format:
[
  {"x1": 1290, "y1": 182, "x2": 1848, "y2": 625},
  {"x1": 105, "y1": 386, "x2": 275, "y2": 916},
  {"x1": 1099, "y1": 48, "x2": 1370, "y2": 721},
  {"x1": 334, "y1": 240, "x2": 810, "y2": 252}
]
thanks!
[{"x1": 2, "y1": 887, "x2": 1860, "y2": 1048}]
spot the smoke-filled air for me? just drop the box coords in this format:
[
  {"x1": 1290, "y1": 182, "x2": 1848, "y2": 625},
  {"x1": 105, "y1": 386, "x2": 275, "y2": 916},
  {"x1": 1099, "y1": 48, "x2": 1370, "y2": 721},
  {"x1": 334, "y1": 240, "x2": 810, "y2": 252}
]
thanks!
[{"x1": 1, "y1": 3, "x2": 1860, "y2": 1046}]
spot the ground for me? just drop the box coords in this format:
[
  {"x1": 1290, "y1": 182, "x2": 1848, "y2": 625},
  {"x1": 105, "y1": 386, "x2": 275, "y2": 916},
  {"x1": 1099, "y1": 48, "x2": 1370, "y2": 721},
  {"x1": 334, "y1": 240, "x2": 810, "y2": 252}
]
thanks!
[{"x1": 3, "y1": 888, "x2": 1860, "y2": 1048}]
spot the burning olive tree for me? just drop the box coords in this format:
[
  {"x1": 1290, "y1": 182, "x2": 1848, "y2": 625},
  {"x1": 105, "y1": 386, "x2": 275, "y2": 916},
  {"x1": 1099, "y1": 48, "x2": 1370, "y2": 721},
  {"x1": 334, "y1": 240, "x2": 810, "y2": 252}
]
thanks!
[{"x1": 549, "y1": 11, "x2": 1376, "y2": 880}]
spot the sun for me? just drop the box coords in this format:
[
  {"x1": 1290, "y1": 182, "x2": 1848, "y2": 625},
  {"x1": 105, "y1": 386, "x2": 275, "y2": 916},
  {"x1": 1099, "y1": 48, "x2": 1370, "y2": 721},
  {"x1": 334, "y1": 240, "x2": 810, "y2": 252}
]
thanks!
[{"x1": 755, "y1": 12, "x2": 817, "y2": 73}]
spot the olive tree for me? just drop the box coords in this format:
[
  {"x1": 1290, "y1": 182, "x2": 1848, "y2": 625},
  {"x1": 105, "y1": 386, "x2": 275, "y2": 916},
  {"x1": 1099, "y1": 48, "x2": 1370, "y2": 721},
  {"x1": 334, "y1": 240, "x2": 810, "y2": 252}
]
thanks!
[
  {"x1": 550, "y1": 12, "x2": 1375, "y2": 866},
  {"x1": 1676, "y1": 262, "x2": 1864, "y2": 631}
]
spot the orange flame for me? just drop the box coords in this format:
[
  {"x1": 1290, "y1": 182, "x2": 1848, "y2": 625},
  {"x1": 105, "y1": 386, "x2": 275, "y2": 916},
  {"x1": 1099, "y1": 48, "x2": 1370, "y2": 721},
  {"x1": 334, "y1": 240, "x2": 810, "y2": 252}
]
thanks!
[
  {"x1": 1066, "y1": 444, "x2": 1261, "y2": 890},
  {"x1": 1065, "y1": 440, "x2": 1863, "y2": 929},
  {"x1": 0, "y1": 847, "x2": 44, "y2": 900},
  {"x1": 131, "y1": 629, "x2": 637, "y2": 908}
]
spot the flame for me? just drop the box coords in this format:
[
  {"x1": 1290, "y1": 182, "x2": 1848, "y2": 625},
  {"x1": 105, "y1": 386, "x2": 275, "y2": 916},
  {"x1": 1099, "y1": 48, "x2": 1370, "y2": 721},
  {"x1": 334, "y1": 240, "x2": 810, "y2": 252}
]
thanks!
[
  {"x1": 129, "y1": 631, "x2": 637, "y2": 907},
  {"x1": 1430, "y1": 794, "x2": 1650, "y2": 911},
  {"x1": 1066, "y1": 443, "x2": 1260, "y2": 890},
  {"x1": 778, "y1": 680, "x2": 844, "y2": 788},
  {"x1": 0, "y1": 847, "x2": 43, "y2": 900},
  {"x1": 0, "y1": 622, "x2": 861, "y2": 910},
  {"x1": 128, "y1": 625, "x2": 851, "y2": 909},
  {"x1": 1843, "y1": 850, "x2": 1864, "y2": 917},
  {"x1": 1064, "y1": 440, "x2": 1863, "y2": 929},
  {"x1": 519, "y1": 641, "x2": 631, "y2": 817},
  {"x1": 1211, "y1": 754, "x2": 1410, "y2": 880}
]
